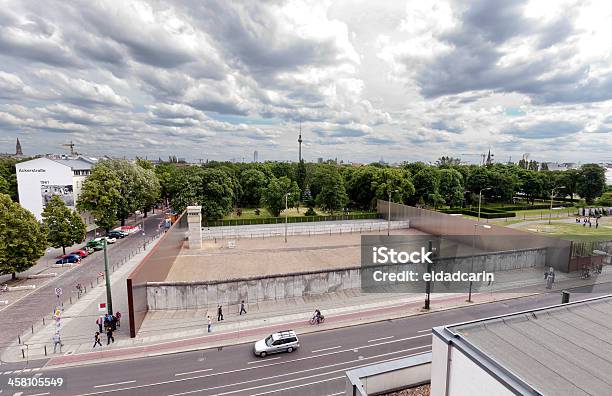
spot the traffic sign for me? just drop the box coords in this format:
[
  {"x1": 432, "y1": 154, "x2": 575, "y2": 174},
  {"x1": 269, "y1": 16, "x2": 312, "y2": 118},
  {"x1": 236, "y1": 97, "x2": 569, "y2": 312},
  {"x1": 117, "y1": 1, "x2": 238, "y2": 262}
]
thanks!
[
  {"x1": 54, "y1": 307, "x2": 61, "y2": 318},
  {"x1": 98, "y1": 302, "x2": 107, "y2": 312},
  {"x1": 55, "y1": 287, "x2": 63, "y2": 297}
]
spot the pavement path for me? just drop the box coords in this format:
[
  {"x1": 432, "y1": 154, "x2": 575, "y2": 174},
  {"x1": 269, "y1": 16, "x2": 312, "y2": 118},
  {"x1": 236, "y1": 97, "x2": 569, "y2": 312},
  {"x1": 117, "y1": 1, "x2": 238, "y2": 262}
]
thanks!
[{"x1": 0, "y1": 211, "x2": 166, "y2": 356}]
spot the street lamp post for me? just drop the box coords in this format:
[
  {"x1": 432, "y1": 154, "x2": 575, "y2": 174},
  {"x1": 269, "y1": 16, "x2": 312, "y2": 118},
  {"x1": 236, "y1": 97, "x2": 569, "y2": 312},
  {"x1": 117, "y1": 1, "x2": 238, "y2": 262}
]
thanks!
[
  {"x1": 387, "y1": 189, "x2": 399, "y2": 236},
  {"x1": 468, "y1": 223, "x2": 491, "y2": 302},
  {"x1": 549, "y1": 186, "x2": 566, "y2": 225},
  {"x1": 142, "y1": 216, "x2": 146, "y2": 250},
  {"x1": 284, "y1": 193, "x2": 291, "y2": 243},
  {"x1": 478, "y1": 187, "x2": 492, "y2": 222},
  {"x1": 103, "y1": 238, "x2": 113, "y2": 315}
]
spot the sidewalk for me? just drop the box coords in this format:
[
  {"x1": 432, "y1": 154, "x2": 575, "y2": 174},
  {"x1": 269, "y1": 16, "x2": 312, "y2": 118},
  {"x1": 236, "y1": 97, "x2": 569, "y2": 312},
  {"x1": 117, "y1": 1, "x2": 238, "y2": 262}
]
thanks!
[{"x1": 5, "y1": 262, "x2": 612, "y2": 368}]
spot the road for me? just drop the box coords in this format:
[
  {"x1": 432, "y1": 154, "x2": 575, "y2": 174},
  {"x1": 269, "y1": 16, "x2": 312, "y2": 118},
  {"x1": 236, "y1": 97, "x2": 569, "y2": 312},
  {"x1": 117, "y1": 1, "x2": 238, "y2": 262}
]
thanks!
[
  {"x1": 1, "y1": 282, "x2": 611, "y2": 396},
  {"x1": 0, "y1": 211, "x2": 166, "y2": 353}
]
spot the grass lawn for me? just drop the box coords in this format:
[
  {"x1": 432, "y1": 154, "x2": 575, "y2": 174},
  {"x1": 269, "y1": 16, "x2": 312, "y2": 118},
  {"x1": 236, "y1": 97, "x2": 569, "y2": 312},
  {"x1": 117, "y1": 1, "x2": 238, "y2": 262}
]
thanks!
[{"x1": 516, "y1": 221, "x2": 612, "y2": 242}]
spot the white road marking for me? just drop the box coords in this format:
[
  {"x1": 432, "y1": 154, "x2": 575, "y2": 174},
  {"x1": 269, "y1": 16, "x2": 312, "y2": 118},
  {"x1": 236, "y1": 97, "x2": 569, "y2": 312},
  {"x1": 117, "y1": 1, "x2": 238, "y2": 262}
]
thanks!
[
  {"x1": 3, "y1": 371, "x2": 12, "y2": 374},
  {"x1": 71, "y1": 347, "x2": 431, "y2": 396},
  {"x1": 311, "y1": 346, "x2": 342, "y2": 353},
  {"x1": 31, "y1": 368, "x2": 41, "y2": 372},
  {"x1": 177, "y1": 351, "x2": 432, "y2": 396},
  {"x1": 247, "y1": 376, "x2": 345, "y2": 396},
  {"x1": 367, "y1": 336, "x2": 394, "y2": 343},
  {"x1": 93, "y1": 380, "x2": 136, "y2": 388},
  {"x1": 417, "y1": 329, "x2": 431, "y2": 333},
  {"x1": 25, "y1": 393, "x2": 49, "y2": 396},
  {"x1": 247, "y1": 357, "x2": 280, "y2": 364},
  {"x1": 21, "y1": 368, "x2": 31, "y2": 372},
  {"x1": 175, "y1": 368, "x2": 213, "y2": 377}
]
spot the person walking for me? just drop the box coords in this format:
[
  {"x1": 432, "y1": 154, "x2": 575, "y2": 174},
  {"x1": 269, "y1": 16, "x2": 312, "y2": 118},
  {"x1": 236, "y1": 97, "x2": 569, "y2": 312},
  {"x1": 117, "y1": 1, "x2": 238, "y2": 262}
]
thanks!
[
  {"x1": 217, "y1": 305, "x2": 224, "y2": 321},
  {"x1": 96, "y1": 316, "x2": 103, "y2": 333},
  {"x1": 93, "y1": 332, "x2": 102, "y2": 348},
  {"x1": 239, "y1": 300, "x2": 247, "y2": 315},
  {"x1": 52, "y1": 333, "x2": 62, "y2": 353},
  {"x1": 545, "y1": 267, "x2": 555, "y2": 289},
  {"x1": 115, "y1": 311, "x2": 122, "y2": 328},
  {"x1": 106, "y1": 328, "x2": 115, "y2": 345},
  {"x1": 207, "y1": 316, "x2": 212, "y2": 333}
]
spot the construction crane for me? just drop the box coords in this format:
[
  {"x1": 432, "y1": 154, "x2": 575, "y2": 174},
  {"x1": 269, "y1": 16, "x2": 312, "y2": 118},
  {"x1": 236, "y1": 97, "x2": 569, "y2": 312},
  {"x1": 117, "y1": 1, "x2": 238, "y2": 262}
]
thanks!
[{"x1": 62, "y1": 141, "x2": 78, "y2": 156}]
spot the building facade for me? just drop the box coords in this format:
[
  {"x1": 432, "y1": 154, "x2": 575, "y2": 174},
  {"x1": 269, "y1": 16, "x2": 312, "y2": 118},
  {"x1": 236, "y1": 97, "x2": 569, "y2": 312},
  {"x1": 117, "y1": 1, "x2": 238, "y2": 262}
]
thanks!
[{"x1": 16, "y1": 157, "x2": 96, "y2": 230}]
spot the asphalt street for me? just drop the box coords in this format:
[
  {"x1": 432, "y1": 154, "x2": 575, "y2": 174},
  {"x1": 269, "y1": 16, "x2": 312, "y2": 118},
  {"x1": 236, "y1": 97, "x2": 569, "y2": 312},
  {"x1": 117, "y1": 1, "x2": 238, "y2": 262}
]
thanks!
[
  {"x1": 0, "y1": 211, "x2": 166, "y2": 354},
  {"x1": 2, "y1": 282, "x2": 611, "y2": 396}
]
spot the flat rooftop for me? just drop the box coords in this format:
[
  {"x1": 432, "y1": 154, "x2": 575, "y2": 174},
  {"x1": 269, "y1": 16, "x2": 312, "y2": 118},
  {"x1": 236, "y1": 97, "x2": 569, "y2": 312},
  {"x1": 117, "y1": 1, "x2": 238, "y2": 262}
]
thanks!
[{"x1": 450, "y1": 296, "x2": 612, "y2": 395}]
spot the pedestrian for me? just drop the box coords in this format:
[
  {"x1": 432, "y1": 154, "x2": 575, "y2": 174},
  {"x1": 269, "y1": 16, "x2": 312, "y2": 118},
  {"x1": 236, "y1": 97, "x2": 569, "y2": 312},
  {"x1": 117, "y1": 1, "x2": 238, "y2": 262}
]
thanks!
[
  {"x1": 115, "y1": 311, "x2": 122, "y2": 328},
  {"x1": 106, "y1": 328, "x2": 114, "y2": 345},
  {"x1": 239, "y1": 300, "x2": 247, "y2": 315},
  {"x1": 217, "y1": 305, "x2": 224, "y2": 321},
  {"x1": 52, "y1": 333, "x2": 62, "y2": 353},
  {"x1": 93, "y1": 332, "x2": 102, "y2": 348},
  {"x1": 207, "y1": 315, "x2": 212, "y2": 333},
  {"x1": 546, "y1": 267, "x2": 555, "y2": 289},
  {"x1": 110, "y1": 314, "x2": 117, "y2": 331},
  {"x1": 96, "y1": 316, "x2": 103, "y2": 333}
]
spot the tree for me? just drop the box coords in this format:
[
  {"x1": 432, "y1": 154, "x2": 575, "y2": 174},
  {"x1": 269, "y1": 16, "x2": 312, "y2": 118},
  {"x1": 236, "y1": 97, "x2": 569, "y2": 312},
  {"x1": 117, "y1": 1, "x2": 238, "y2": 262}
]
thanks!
[
  {"x1": 0, "y1": 158, "x2": 20, "y2": 201},
  {"x1": 240, "y1": 169, "x2": 268, "y2": 207},
  {"x1": 315, "y1": 168, "x2": 348, "y2": 214},
  {"x1": 438, "y1": 168, "x2": 464, "y2": 208},
  {"x1": 261, "y1": 176, "x2": 300, "y2": 216},
  {"x1": 597, "y1": 192, "x2": 612, "y2": 206},
  {"x1": 0, "y1": 194, "x2": 47, "y2": 279},
  {"x1": 435, "y1": 156, "x2": 462, "y2": 167},
  {"x1": 296, "y1": 160, "x2": 307, "y2": 192},
  {"x1": 199, "y1": 169, "x2": 235, "y2": 220},
  {"x1": 371, "y1": 168, "x2": 415, "y2": 205},
  {"x1": 520, "y1": 171, "x2": 544, "y2": 204},
  {"x1": 559, "y1": 169, "x2": 579, "y2": 201},
  {"x1": 540, "y1": 162, "x2": 549, "y2": 171},
  {"x1": 412, "y1": 167, "x2": 440, "y2": 205},
  {"x1": 155, "y1": 162, "x2": 177, "y2": 207},
  {"x1": 77, "y1": 162, "x2": 122, "y2": 232},
  {"x1": 576, "y1": 164, "x2": 606, "y2": 204},
  {"x1": 346, "y1": 167, "x2": 380, "y2": 209},
  {"x1": 105, "y1": 160, "x2": 148, "y2": 225},
  {"x1": 42, "y1": 195, "x2": 86, "y2": 255},
  {"x1": 137, "y1": 167, "x2": 161, "y2": 217}
]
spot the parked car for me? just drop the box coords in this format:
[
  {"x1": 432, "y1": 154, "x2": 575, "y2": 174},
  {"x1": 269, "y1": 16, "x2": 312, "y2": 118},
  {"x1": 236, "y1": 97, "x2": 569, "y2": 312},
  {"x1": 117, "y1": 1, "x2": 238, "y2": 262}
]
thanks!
[
  {"x1": 107, "y1": 230, "x2": 128, "y2": 239},
  {"x1": 94, "y1": 236, "x2": 116, "y2": 244},
  {"x1": 86, "y1": 240, "x2": 104, "y2": 251},
  {"x1": 55, "y1": 255, "x2": 81, "y2": 264},
  {"x1": 254, "y1": 330, "x2": 300, "y2": 357},
  {"x1": 69, "y1": 249, "x2": 89, "y2": 258}
]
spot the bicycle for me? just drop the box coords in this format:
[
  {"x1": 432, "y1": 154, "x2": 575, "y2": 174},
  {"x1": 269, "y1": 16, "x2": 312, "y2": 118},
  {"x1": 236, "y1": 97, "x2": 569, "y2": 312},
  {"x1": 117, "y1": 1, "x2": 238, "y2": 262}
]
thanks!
[{"x1": 309, "y1": 315, "x2": 325, "y2": 325}]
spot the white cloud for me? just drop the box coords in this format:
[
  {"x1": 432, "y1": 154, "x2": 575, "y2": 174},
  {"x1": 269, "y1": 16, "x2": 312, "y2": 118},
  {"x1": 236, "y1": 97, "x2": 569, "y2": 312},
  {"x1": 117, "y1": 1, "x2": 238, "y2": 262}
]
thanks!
[{"x1": 0, "y1": 0, "x2": 610, "y2": 163}]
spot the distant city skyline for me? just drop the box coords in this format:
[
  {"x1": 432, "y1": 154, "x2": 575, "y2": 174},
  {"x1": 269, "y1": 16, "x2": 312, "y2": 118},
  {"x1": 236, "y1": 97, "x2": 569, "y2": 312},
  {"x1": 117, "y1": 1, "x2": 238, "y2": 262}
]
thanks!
[{"x1": 0, "y1": 1, "x2": 611, "y2": 163}]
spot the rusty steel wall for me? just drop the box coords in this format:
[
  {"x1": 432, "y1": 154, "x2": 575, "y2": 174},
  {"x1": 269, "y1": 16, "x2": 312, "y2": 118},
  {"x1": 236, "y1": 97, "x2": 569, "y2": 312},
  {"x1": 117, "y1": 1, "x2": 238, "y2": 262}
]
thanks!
[
  {"x1": 377, "y1": 200, "x2": 571, "y2": 272},
  {"x1": 127, "y1": 211, "x2": 187, "y2": 338}
]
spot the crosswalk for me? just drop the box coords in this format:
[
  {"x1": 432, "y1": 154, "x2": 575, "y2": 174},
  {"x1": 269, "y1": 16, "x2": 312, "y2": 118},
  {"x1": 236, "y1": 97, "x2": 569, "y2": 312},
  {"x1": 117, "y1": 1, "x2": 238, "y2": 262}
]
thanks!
[{"x1": 0, "y1": 367, "x2": 42, "y2": 375}]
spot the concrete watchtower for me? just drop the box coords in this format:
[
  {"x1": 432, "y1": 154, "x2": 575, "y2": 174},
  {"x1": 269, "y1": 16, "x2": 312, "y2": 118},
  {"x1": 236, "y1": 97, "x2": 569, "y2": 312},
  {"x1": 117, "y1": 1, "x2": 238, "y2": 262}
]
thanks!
[{"x1": 187, "y1": 206, "x2": 202, "y2": 249}]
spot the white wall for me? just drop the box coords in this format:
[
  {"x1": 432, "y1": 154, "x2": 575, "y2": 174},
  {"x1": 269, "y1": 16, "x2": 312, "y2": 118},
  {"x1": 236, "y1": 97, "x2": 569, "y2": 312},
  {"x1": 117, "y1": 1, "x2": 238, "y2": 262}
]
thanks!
[{"x1": 16, "y1": 157, "x2": 73, "y2": 220}]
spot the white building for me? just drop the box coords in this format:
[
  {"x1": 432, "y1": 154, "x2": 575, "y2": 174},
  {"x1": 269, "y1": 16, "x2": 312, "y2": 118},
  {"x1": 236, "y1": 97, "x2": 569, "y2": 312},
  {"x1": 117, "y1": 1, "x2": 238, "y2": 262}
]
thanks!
[
  {"x1": 430, "y1": 295, "x2": 612, "y2": 395},
  {"x1": 16, "y1": 156, "x2": 97, "y2": 230}
]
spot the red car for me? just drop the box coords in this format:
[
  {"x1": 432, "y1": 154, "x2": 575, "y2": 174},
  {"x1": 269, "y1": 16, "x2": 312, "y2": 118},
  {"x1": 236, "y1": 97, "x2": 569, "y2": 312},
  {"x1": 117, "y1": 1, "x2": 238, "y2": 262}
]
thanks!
[{"x1": 69, "y1": 249, "x2": 89, "y2": 258}]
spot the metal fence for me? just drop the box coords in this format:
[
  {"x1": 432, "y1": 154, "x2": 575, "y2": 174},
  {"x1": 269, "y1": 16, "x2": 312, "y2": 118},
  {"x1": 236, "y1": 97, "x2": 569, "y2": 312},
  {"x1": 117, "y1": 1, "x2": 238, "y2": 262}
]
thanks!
[
  {"x1": 202, "y1": 220, "x2": 411, "y2": 240},
  {"x1": 205, "y1": 212, "x2": 381, "y2": 227}
]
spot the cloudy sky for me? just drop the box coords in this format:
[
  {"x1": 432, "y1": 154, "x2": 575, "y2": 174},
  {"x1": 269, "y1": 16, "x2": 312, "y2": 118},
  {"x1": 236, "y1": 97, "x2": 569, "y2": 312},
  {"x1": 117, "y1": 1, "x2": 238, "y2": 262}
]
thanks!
[{"x1": 1, "y1": 0, "x2": 611, "y2": 164}]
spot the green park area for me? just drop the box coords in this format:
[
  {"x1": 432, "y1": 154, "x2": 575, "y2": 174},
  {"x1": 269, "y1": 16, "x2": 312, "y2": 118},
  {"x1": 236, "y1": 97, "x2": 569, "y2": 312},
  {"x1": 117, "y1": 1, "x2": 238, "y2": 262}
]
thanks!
[{"x1": 514, "y1": 219, "x2": 612, "y2": 242}]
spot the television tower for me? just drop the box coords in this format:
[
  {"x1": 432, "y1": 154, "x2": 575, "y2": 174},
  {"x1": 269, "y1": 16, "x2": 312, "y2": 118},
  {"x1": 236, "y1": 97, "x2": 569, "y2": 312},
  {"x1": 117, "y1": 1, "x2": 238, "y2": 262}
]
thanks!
[{"x1": 298, "y1": 121, "x2": 303, "y2": 162}]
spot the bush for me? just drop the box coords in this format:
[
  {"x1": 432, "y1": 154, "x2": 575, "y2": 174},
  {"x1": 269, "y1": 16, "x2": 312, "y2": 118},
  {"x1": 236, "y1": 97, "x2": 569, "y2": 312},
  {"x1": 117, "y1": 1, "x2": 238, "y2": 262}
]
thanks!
[{"x1": 304, "y1": 207, "x2": 317, "y2": 216}]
